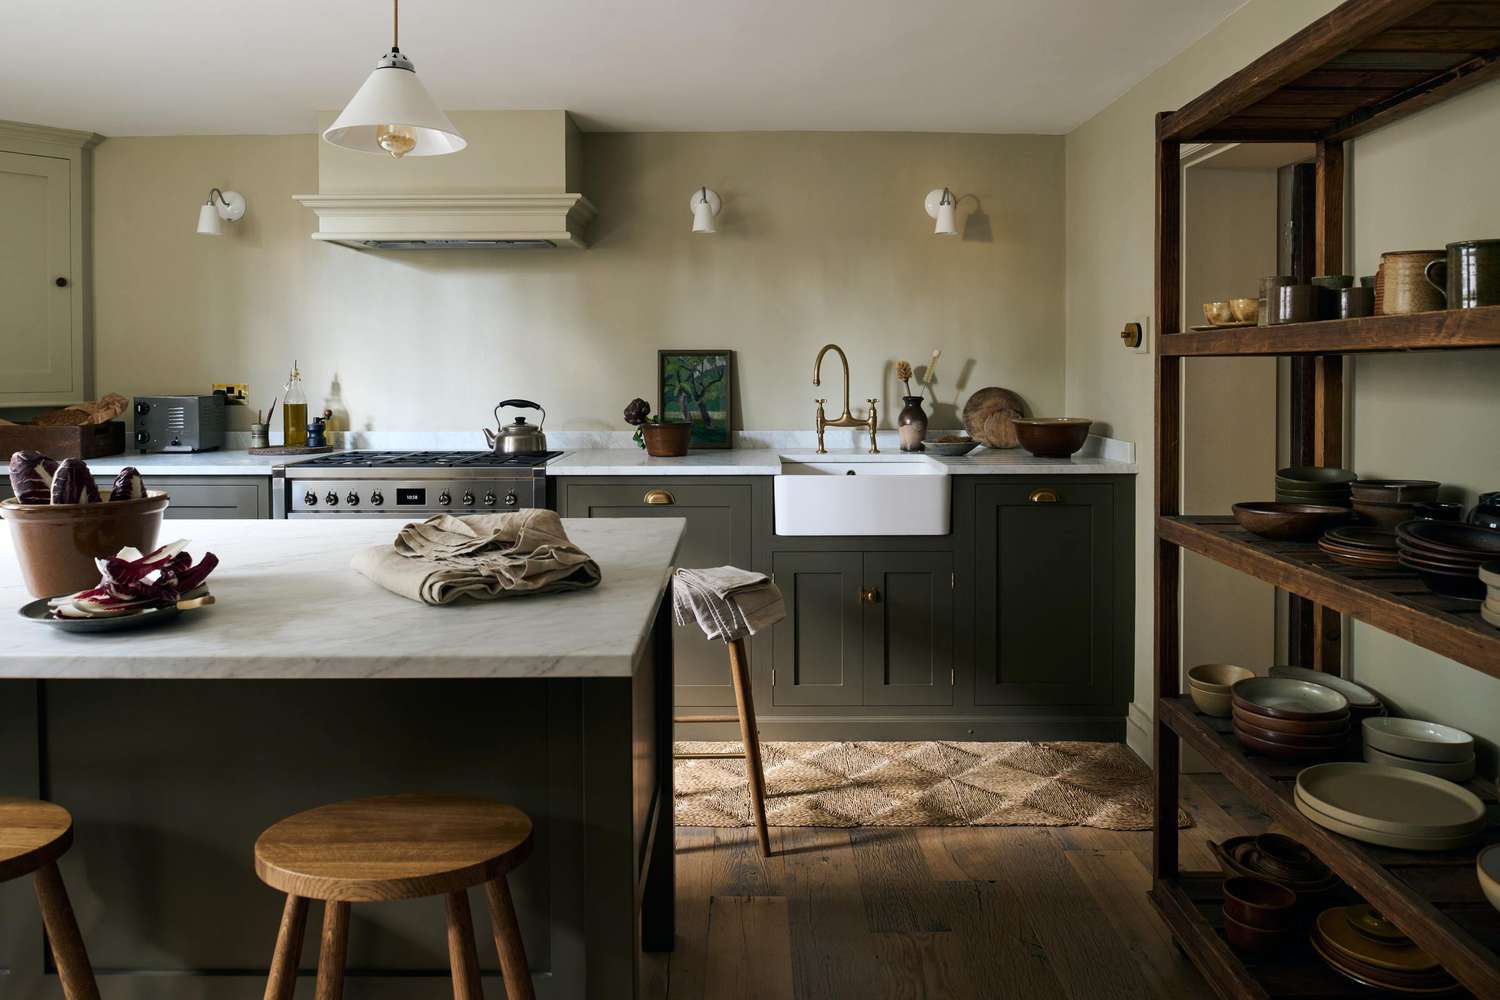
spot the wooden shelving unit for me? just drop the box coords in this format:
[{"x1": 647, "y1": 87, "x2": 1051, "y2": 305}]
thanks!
[{"x1": 1152, "y1": 2, "x2": 1500, "y2": 998}]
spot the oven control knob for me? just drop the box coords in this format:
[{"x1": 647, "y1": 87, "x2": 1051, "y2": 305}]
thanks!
[
  {"x1": 438, "y1": 492, "x2": 451, "y2": 506},
  {"x1": 503, "y1": 491, "x2": 518, "y2": 507},
  {"x1": 370, "y1": 490, "x2": 384, "y2": 505},
  {"x1": 346, "y1": 491, "x2": 359, "y2": 506},
  {"x1": 483, "y1": 492, "x2": 497, "y2": 507},
  {"x1": 303, "y1": 491, "x2": 317, "y2": 506},
  {"x1": 462, "y1": 491, "x2": 475, "y2": 506},
  {"x1": 325, "y1": 491, "x2": 339, "y2": 506}
]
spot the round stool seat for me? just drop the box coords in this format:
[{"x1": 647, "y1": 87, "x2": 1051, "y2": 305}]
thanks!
[
  {"x1": 0, "y1": 797, "x2": 73, "y2": 883},
  {"x1": 254, "y1": 793, "x2": 533, "y2": 902}
]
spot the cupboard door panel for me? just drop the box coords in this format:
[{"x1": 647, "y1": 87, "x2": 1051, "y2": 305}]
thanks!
[
  {"x1": 770, "y1": 551, "x2": 863, "y2": 706},
  {"x1": 863, "y1": 551, "x2": 954, "y2": 706},
  {"x1": 0, "y1": 151, "x2": 73, "y2": 397}
]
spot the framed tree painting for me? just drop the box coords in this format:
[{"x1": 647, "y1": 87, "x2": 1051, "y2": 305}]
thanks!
[{"x1": 659, "y1": 349, "x2": 733, "y2": 449}]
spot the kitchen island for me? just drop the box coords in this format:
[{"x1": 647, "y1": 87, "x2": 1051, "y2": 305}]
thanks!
[{"x1": 0, "y1": 517, "x2": 683, "y2": 999}]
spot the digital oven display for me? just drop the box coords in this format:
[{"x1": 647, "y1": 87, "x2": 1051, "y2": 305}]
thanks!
[{"x1": 396, "y1": 488, "x2": 426, "y2": 506}]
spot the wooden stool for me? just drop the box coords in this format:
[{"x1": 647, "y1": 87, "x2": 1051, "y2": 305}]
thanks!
[
  {"x1": 673, "y1": 636, "x2": 771, "y2": 856},
  {"x1": 254, "y1": 793, "x2": 535, "y2": 1000},
  {"x1": 0, "y1": 797, "x2": 100, "y2": 1000}
]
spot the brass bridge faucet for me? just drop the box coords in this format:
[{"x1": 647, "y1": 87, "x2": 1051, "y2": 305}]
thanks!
[{"x1": 812, "y1": 343, "x2": 878, "y2": 454}]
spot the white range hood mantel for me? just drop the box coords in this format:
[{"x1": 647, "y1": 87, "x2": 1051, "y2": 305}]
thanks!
[{"x1": 292, "y1": 192, "x2": 597, "y2": 249}]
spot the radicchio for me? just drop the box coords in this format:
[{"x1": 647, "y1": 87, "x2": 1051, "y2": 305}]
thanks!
[
  {"x1": 50, "y1": 540, "x2": 219, "y2": 618},
  {"x1": 49, "y1": 458, "x2": 101, "y2": 505},
  {"x1": 109, "y1": 466, "x2": 147, "y2": 501},
  {"x1": 7, "y1": 451, "x2": 59, "y2": 504}
]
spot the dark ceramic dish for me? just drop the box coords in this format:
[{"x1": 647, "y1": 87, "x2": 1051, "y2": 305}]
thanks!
[
  {"x1": 1232, "y1": 502, "x2": 1349, "y2": 542},
  {"x1": 1232, "y1": 715, "x2": 1348, "y2": 749},
  {"x1": 1231, "y1": 709, "x2": 1348, "y2": 743},
  {"x1": 1323, "y1": 526, "x2": 1397, "y2": 550},
  {"x1": 1413, "y1": 501, "x2": 1462, "y2": 522},
  {"x1": 1209, "y1": 837, "x2": 1340, "y2": 896},
  {"x1": 1233, "y1": 724, "x2": 1342, "y2": 760},
  {"x1": 1351, "y1": 499, "x2": 1417, "y2": 531},
  {"x1": 1277, "y1": 466, "x2": 1357, "y2": 487},
  {"x1": 1225, "y1": 912, "x2": 1294, "y2": 954},
  {"x1": 1010, "y1": 418, "x2": 1092, "y2": 459},
  {"x1": 1222, "y1": 876, "x2": 1298, "y2": 931},
  {"x1": 1397, "y1": 519, "x2": 1500, "y2": 558},
  {"x1": 1349, "y1": 479, "x2": 1440, "y2": 503}
]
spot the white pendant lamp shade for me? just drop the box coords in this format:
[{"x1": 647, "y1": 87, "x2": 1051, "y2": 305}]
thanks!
[
  {"x1": 196, "y1": 202, "x2": 223, "y2": 236},
  {"x1": 323, "y1": 51, "x2": 466, "y2": 157},
  {"x1": 925, "y1": 187, "x2": 959, "y2": 236},
  {"x1": 690, "y1": 187, "x2": 721, "y2": 234}
]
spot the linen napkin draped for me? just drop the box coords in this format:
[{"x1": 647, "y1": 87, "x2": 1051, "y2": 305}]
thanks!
[
  {"x1": 671, "y1": 566, "x2": 785, "y2": 642},
  {"x1": 352, "y1": 509, "x2": 601, "y2": 605}
]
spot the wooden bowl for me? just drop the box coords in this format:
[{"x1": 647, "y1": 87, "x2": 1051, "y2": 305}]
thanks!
[
  {"x1": 961, "y1": 387, "x2": 1025, "y2": 449},
  {"x1": 1, "y1": 491, "x2": 169, "y2": 597},
  {"x1": 1011, "y1": 418, "x2": 1092, "y2": 459},
  {"x1": 1222, "y1": 876, "x2": 1297, "y2": 930},
  {"x1": 1232, "y1": 502, "x2": 1349, "y2": 542}
]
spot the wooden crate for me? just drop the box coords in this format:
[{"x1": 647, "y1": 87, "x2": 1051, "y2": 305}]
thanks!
[{"x1": 0, "y1": 421, "x2": 126, "y2": 459}]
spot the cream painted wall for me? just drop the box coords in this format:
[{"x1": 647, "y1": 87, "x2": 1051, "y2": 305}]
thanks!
[{"x1": 92, "y1": 131, "x2": 1066, "y2": 435}]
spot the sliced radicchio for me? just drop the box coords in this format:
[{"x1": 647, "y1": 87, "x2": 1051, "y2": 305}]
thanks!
[
  {"x1": 50, "y1": 540, "x2": 218, "y2": 617},
  {"x1": 8, "y1": 451, "x2": 59, "y2": 504},
  {"x1": 109, "y1": 466, "x2": 147, "y2": 501},
  {"x1": 50, "y1": 458, "x2": 101, "y2": 505}
]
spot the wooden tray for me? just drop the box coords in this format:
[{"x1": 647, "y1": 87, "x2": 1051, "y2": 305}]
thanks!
[{"x1": 0, "y1": 421, "x2": 125, "y2": 459}]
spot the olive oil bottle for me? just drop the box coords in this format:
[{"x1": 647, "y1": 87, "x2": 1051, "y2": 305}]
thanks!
[{"x1": 282, "y1": 361, "x2": 308, "y2": 448}]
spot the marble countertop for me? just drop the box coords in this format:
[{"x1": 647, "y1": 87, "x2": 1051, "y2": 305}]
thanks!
[
  {"x1": 86, "y1": 450, "x2": 289, "y2": 476},
  {"x1": 547, "y1": 448, "x2": 1136, "y2": 476},
  {"x1": 0, "y1": 517, "x2": 684, "y2": 680}
]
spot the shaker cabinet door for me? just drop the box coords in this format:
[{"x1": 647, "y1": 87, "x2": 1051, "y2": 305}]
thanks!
[
  {"x1": 973, "y1": 483, "x2": 1116, "y2": 706},
  {"x1": 862, "y1": 551, "x2": 954, "y2": 706},
  {"x1": 0, "y1": 151, "x2": 76, "y2": 400},
  {"x1": 770, "y1": 551, "x2": 864, "y2": 707}
]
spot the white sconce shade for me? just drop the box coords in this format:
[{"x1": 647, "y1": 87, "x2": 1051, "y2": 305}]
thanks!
[
  {"x1": 323, "y1": 51, "x2": 466, "y2": 157},
  {"x1": 690, "y1": 187, "x2": 721, "y2": 233},
  {"x1": 196, "y1": 188, "x2": 246, "y2": 236},
  {"x1": 925, "y1": 187, "x2": 959, "y2": 236}
]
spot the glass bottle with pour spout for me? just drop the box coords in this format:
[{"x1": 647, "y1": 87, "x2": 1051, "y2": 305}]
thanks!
[{"x1": 282, "y1": 361, "x2": 308, "y2": 448}]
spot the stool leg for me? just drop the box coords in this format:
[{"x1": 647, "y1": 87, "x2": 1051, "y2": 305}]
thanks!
[
  {"x1": 483, "y1": 878, "x2": 535, "y2": 1000},
  {"x1": 32, "y1": 861, "x2": 101, "y2": 1000},
  {"x1": 445, "y1": 889, "x2": 486, "y2": 1000},
  {"x1": 728, "y1": 637, "x2": 771, "y2": 857},
  {"x1": 264, "y1": 894, "x2": 309, "y2": 1000},
  {"x1": 315, "y1": 900, "x2": 350, "y2": 1000}
]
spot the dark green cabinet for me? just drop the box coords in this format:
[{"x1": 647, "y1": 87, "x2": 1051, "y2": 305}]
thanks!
[
  {"x1": 557, "y1": 478, "x2": 756, "y2": 707},
  {"x1": 973, "y1": 482, "x2": 1118, "y2": 706},
  {"x1": 770, "y1": 551, "x2": 863, "y2": 706},
  {"x1": 863, "y1": 551, "x2": 954, "y2": 707}
]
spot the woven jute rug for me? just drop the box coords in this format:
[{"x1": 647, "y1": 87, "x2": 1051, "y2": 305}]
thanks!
[{"x1": 674, "y1": 740, "x2": 1188, "y2": 830}]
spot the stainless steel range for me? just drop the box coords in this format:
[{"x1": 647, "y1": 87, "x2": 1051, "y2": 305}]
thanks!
[{"x1": 273, "y1": 451, "x2": 561, "y2": 518}]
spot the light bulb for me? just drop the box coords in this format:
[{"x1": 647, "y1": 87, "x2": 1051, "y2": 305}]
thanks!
[{"x1": 377, "y1": 125, "x2": 417, "y2": 158}]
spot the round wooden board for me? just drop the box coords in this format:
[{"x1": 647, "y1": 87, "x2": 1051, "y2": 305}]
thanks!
[
  {"x1": 247, "y1": 446, "x2": 334, "y2": 456},
  {"x1": 961, "y1": 387, "x2": 1025, "y2": 449}
]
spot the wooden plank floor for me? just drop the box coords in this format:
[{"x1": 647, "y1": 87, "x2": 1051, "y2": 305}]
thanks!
[{"x1": 643, "y1": 773, "x2": 1264, "y2": 999}]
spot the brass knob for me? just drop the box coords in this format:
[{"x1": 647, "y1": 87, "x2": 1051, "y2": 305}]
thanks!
[
  {"x1": 644, "y1": 489, "x2": 675, "y2": 505},
  {"x1": 1120, "y1": 322, "x2": 1142, "y2": 348},
  {"x1": 860, "y1": 588, "x2": 879, "y2": 604},
  {"x1": 1028, "y1": 488, "x2": 1060, "y2": 503}
]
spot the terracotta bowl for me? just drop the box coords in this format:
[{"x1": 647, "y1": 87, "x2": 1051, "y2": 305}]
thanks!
[
  {"x1": 640, "y1": 421, "x2": 692, "y2": 457},
  {"x1": 1232, "y1": 502, "x2": 1349, "y2": 542},
  {"x1": 1223, "y1": 876, "x2": 1298, "y2": 930},
  {"x1": 1, "y1": 491, "x2": 169, "y2": 597},
  {"x1": 1012, "y1": 418, "x2": 1092, "y2": 459}
]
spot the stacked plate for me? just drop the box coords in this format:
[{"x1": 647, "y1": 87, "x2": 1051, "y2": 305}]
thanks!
[
  {"x1": 1396, "y1": 520, "x2": 1500, "y2": 599},
  {"x1": 1482, "y1": 562, "x2": 1500, "y2": 629},
  {"x1": 1267, "y1": 664, "x2": 1385, "y2": 726},
  {"x1": 1350, "y1": 479, "x2": 1441, "y2": 531},
  {"x1": 1362, "y1": 717, "x2": 1475, "y2": 782},
  {"x1": 1312, "y1": 905, "x2": 1459, "y2": 995},
  {"x1": 1295, "y1": 762, "x2": 1486, "y2": 851},
  {"x1": 1276, "y1": 466, "x2": 1356, "y2": 507},
  {"x1": 1230, "y1": 677, "x2": 1349, "y2": 760},
  {"x1": 1318, "y1": 526, "x2": 1399, "y2": 568}
]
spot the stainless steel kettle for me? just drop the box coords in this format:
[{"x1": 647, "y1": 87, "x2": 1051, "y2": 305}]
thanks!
[{"x1": 484, "y1": 399, "x2": 548, "y2": 454}]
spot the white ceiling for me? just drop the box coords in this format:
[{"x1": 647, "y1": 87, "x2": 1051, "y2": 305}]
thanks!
[{"x1": 4, "y1": 0, "x2": 1246, "y2": 136}]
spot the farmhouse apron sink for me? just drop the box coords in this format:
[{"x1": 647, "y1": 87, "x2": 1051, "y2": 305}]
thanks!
[{"x1": 773, "y1": 457, "x2": 950, "y2": 535}]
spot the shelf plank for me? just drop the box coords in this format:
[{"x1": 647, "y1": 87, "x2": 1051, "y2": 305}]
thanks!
[
  {"x1": 1157, "y1": 516, "x2": 1500, "y2": 677},
  {"x1": 1162, "y1": 306, "x2": 1500, "y2": 356},
  {"x1": 1158, "y1": 696, "x2": 1500, "y2": 997}
]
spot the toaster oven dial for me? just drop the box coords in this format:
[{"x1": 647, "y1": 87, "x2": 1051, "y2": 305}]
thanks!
[
  {"x1": 504, "y1": 491, "x2": 518, "y2": 507},
  {"x1": 303, "y1": 491, "x2": 317, "y2": 506},
  {"x1": 346, "y1": 491, "x2": 359, "y2": 506},
  {"x1": 324, "y1": 491, "x2": 339, "y2": 506},
  {"x1": 483, "y1": 492, "x2": 497, "y2": 507},
  {"x1": 462, "y1": 491, "x2": 475, "y2": 506},
  {"x1": 438, "y1": 492, "x2": 452, "y2": 506},
  {"x1": 369, "y1": 490, "x2": 384, "y2": 506},
  {"x1": 135, "y1": 430, "x2": 150, "y2": 445}
]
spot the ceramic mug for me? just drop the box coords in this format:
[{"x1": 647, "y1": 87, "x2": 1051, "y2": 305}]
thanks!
[
  {"x1": 1424, "y1": 239, "x2": 1500, "y2": 310},
  {"x1": 1378, "y1": 250, "x2": 1445, "y2": 315},
  {"x1": 1268, "y1": 285, "x2": 1316, "y2": 325}
]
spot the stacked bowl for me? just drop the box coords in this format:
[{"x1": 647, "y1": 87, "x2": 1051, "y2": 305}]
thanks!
[
  {"x1": 1350, "y1": 479, "x2": 1440, "y2": 530},
  {"x1": 1395, "y1": 520, "x2": 1500, "y2": 599},
  {"x1": 1267, "y1": 665, "x2": 1385, "y2": 727},
  {"x1": 1483, "y1": 562, "x2": 1500, "y2": 628},
  {"x1": 1317, "y1": 526, "x2": 1399, "y2": 568},
  {"x1": 1361, "y1": 717, "x2": 1475, "y2": 782},
  {"x1": 1312, "y1": 904, "x2": 1459, "y2": 994},
  {"x1": 1276, "y1": 466, "x2": 1355, "y2": 507},
  {"x1": 1230, "y1": 677, "x2": 1349, "y2": 760},
  {"x1": 1221, "y1": 876, "x2": 1298, "y2": 954},
  {"x1": 1186, "y1": 663, "x2": 1255, "y2": 717},
  {"x1": 1211, "y1": 832, "x2": 1341, "y2": 910}
]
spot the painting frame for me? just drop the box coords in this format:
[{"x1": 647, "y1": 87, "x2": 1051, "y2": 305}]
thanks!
[{"x1": 658, "y1": 349, "x2": 734, "y2": 450}]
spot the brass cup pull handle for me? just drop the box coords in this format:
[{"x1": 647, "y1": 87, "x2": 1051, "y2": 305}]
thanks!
[
  {"x1": 860, "y1": 588, "x2": 879, "y2": 604},
  {"x1": 643, "y1": 489, "x2": 675, "y2": 505},
  {"x1": 1028, "y1": 488, "x2": 1060, "y2": 503}
]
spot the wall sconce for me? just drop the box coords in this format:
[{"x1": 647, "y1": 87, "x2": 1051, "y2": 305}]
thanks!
[
  {"x1": 196, "y1": 188, "x2": 247, "y2": 236},
  {"x1": 690, "y1": 186, "x2": 721, "y2": 234},
  {"x1": 924, "y1": 187, "x2": 958, "y2": 236}
]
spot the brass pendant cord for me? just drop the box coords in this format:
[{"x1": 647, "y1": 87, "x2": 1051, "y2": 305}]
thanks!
[{"x1": 392, "y1": 0, "x2": 399, "y2": 51}]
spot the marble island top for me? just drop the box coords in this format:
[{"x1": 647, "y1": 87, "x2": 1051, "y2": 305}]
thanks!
[{"x1": 0, "y1": 517, "x2": 684, "y2": 680}]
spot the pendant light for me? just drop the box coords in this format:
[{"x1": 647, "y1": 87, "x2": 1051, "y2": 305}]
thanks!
[{"x1": 323, "y1": 0, "x2": 466, "y2": 158}]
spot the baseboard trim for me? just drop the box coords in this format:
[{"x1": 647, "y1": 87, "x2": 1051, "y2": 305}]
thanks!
[
  {"x1": 676, "y1": 715, "x2": 1126, "y2": 743},
  {"x1": 1125, "y1": 701, "x2": 1152, "y2": 763}
]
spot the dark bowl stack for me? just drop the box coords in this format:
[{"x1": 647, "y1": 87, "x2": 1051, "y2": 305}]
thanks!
[
  {"x1": 1318, "y1": 526, "x2": 1399, "y2": 568},
  {"x1": 1349, "y1": 479, "x2": 1440, "y2": 530},
  {"x1": 1395, "y1": 520, "x2": 1500, "y2": 599},
  {"x1": 1230, "y1": 677, "x2": 1350, "y2": 760},
  {"x1": 1276, "y1": 466, "x2": 1356, "y2": 507}
]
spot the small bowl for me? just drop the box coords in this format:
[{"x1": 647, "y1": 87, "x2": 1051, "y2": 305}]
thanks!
[
  {"x1": 1203, "y1": 301, "x2": 1234, "y2": 325},
  {"x1": 1232, "y1": 502, "x2": 1349, "y2": 542},
  {"x1": 1223, "y1": 911, "x2": 1294, "y2": 954},
  {"x1": 1229, "y1": 297, "x2": 1259, "y2": 323},
  {"x1": 1222, "y1": 876, "x2": 1297, "y2": 930},
  {"x1": 1011, "y1": 418, "x2": 1092, "y2": 459},
  {"x1": 922, "y1": 436, "x2": 979, "y2": 457},
  {"x1": 1187, "y1": 663, "x2": 1255, "y2": 693},
  {"x1": 1188, "y1": 684, "x2": 1232, "y2": 718},
  {"x1": 1478, "y1": 844, "x2": 1500, "y2": 914}
]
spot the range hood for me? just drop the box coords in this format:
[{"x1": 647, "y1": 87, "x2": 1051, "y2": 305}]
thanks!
[{"x1": 294, "y1": 111, "x2": 596, "y2": 250}]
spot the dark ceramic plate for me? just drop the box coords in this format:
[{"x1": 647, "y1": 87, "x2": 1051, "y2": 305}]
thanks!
[
  {"x1": 1233, "y1": 502, "x2": 1349, "y2": 542},
  {"x1": 1323, "y1": 526, "x2": 1397, "y2": 551},
  {"x1": 19, "y1": 597, "x2": 184, "y2": 633},
  {"x1": 1234, "y1": 725, "x2": 1342, "y2": 760},
  {"x1": 1397, "y1": 520, "x2": 1500, "y2": 558},
  {"x1": 1396, "y1": 561, "x2": 1486, "y2": 600},
  {"x1": 1233, "y1": 716, "x2": 1348, "y2": 749}
]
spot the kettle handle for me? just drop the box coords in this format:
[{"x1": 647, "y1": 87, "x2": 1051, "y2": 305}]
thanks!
[{"x1": 494, "y1": 399, "x2": 546, "y2": 428}]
